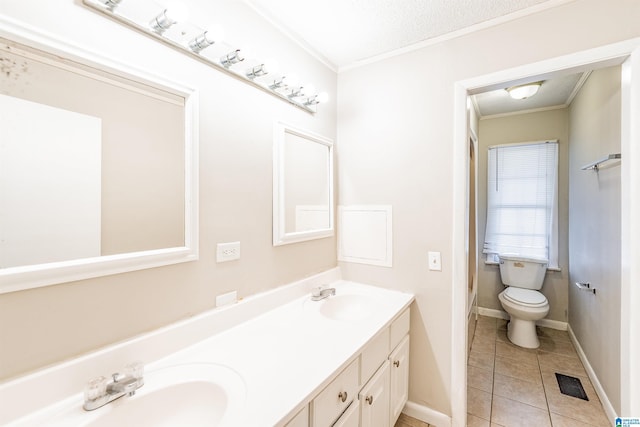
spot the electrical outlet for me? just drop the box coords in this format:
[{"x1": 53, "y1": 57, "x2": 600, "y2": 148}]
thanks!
[
  {"x1": 428, "y1": 251, "x2": 442, "y2": 271},
  {"x1": 216, "y1": 242, "x2": 240, "y2": 262},
  {"x1": 216, "y1": 290, "x2": 237, "y2": 307}
]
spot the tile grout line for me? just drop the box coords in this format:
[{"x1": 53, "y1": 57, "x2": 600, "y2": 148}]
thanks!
[
  {"x1": 490, "y1": 319, "x2": 497, "y2": 425},
  {"x1": 537, "y1": 333, "x2": 555, "y2": 426}
]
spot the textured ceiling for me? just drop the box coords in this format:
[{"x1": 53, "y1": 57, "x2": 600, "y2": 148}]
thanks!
[{"x1": 243, "y1": 0, "x2": 561, "y2": 69}]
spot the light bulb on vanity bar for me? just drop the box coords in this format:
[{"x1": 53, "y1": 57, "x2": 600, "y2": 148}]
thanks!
[
  {"x1": 220, "y1": 46, "x2": 254, "y2": 68},
  {"x1": 149, "y1": 2, "x2": 189, "y2": 33},
  {"x1": 304, "y1": 91, "x2": 329, "y2": 106},
  {"x1": 99, "y1": 0, "x2": 123, "y2": 10},
  {"x1": 189, "y1": 24, "x2": 225, "y2": 53},
  {"x1": 246, "y1": 58, "x2": 279, "y2": 79},
  {"x1": 269, "y1": 74, "x2": 299, "y2": 90},
  {"x1": 288, "y1": 83, "x2": 315, "y2": 99}
]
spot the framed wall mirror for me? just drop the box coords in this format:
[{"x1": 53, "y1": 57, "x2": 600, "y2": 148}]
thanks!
[
  {"x1": 273, "y1": 122, "x2": 334, "y2": 246},
  {"x1": 0, "y1": 17, "x2": 198, "y2": 294}
]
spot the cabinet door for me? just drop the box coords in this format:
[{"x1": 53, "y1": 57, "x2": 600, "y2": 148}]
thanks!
[
  {"x1": 359, "y1": 360, "x2": 390, "y2": 427},
  {"x1": 389, "y1": 335, "x2": 410, "y2": 425}
]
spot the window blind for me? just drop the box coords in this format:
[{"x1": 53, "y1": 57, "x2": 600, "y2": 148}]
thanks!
[{"x1": 483, "y1": 140, "x2": 559, "y2": 267}]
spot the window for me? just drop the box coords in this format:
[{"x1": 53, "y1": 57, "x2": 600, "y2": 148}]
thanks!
[{"x1": 483, "y1": 140, "x2": 559, "y2": 268}]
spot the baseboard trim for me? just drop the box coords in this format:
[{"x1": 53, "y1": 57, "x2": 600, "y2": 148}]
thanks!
[
  {"x1": 477, "y1": 306, "x2": 567, "y2": 331},
  {"x1": 403, "y1": 401, "x2": 451, "y2": 427},
  {"x1": 537, "y1": 318, "x2": 567, "y2": 331},
  {"x1": 567, "y1": 324, "x2": 617, "y2": 424},
  {"x1": 477, "y1": 306, "x2": 508, "y2": 320}
]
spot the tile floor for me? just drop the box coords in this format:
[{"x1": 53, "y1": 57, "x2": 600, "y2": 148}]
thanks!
[
  {"x1": 467, "y1": 315, "x2": 610, "y2": 427},
  {"x1": 395, "y1": 413, "x2": 432, "y2": 427}
]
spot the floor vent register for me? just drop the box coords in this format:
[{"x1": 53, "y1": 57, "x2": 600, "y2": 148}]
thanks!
[{"x1": 555, "y1": 373, "x2": 589, "y2": 401}]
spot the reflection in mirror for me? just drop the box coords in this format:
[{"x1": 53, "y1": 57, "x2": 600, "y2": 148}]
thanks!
[
  {"x1": 0, "y1": 19, "x2": 198, "y2": 293},
  {"x1": 273, "y1": 122, "x2": 333, "y2": 246}
]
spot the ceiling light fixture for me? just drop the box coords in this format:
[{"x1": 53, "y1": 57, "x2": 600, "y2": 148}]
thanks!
[{"x1": 506, "y1": 81, "x2": 542, "y2": 100}]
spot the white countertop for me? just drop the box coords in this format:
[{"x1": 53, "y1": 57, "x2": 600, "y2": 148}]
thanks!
[{"x1": 5, "y1": 278, "x2": 414, "y2": 426}]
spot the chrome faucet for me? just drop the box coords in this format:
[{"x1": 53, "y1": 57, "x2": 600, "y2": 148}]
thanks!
[
  {"x1": 83, "y1": 362, "x2": 144, "y2": 411},
  {"x1": 311, "y1": 285, "x2": 336, "y2": 301}
]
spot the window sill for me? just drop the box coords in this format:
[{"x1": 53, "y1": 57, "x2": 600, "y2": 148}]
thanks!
[{"x1": 484, "y1": 260, "x2": 562, "y2": 272}]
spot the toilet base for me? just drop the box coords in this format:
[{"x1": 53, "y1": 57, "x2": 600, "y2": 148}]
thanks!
[{"x1": 507, "y1": 317, "x2": 540, "y2": 349}]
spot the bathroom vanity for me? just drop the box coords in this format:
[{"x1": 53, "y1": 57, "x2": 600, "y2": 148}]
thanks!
[{"x1": 0, "y1": 269, "x2": 413, "y2": 426}]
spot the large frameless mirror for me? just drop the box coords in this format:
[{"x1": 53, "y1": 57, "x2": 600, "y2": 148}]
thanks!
[
  {"x1": 273, "y1": 122, "x2": 334, "y2": 246},
  {"x1": 0, "y1": 17, "x2": 198, "y2": 293}
]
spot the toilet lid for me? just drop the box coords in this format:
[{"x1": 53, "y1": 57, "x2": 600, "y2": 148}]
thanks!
[{"x1": 503, "y1": 287, "x2": 548, "y2": 307}]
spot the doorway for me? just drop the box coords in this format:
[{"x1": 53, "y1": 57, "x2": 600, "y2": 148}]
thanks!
[{"x1": 452, "y1": 39, "x2": 640, "y2": 426}]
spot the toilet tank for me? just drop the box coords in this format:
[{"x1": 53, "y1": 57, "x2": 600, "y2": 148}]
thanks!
[{"x1": 498, "y1": 254, "x2": 548, "y2": 289}]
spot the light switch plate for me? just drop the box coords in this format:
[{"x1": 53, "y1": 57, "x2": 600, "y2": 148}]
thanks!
[
  {"x1": 428, "y1": 251, "x2": 442, "y2": 271},
  {"x1": 216, "y1": 241, "x2": 240, "y2": 262}
]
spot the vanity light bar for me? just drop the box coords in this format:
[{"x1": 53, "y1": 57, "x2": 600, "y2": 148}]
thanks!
[{"x1": 82, "y1": 0, "x2": 328, "y2": 114}]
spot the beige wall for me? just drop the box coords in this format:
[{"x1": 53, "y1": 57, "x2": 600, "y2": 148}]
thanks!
[
  {"x1": 337, "y1": 0, "x2": 640, "y2": 418},
  {"x1": 568, "y1": 66, "x2": 622, "y2": 413},
  {"x1": 0, "y1": 0, "x2": 337, "y2": 380},
  {"x1": 477, "y1": 109, "x2": 570, "y2": 322}
]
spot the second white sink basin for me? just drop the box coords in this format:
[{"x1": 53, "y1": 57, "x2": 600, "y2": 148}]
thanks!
[
  {"x1": 303, "y1": 291, "x2": 380, "y2": 322},
  {"x1": 318, "y1": 294, "x2": 378, "y2": 321}
]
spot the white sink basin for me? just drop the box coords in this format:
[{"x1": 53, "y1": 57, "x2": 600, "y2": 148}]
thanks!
[
  {"x1": 89, "y1": 363, "x2": 244, "y2": 427},
  {"x1": 305, "y1": 293, "x2": 379, "y2": 321},
  {"x1": 32, "y1": 363, "x2": 246, "y2": 427}
]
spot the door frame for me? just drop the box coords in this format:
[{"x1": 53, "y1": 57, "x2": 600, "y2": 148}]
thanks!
[{"x1": 452, "y1": 37, "x2": 640, "y2": 426}]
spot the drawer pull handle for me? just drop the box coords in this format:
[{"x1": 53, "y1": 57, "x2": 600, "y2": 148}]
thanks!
[
  {"x1": 338, "y1": 391, "x2": 348, "y2": 402},
  {"x1": 394, "y1": 360, "x2": 400, "y2": 367},
  {"x1": 365, "y1": 395, "x2": 374, "y2": 405}
]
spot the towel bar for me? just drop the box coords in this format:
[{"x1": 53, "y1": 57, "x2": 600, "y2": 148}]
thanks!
[{"x1": 574, "y1": 281, "x2": 596, "y2": 294}]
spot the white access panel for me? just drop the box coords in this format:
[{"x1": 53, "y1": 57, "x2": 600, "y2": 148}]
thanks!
[{"x1": 338, "y1": 205, "x2": 392, "y2": 267}]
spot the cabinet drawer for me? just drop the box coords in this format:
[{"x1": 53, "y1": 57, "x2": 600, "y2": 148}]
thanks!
[
  {"x1": 311, "y1": 359, "x2": 359, "y2": 427},
  {"x1": 360, "y1": 328, "x2": 389, "y2": 387},
  {"x1": 390, "y1": 308, "x2": 410, "y2": 350}
]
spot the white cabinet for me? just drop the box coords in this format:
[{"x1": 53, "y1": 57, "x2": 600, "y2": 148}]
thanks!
[
  {"x1": 284, "y1": 308, "x2": 410, "y2": 427},
  {"x1": 311, "y1": 359, "x2": 359, "y2": 427},
  {"x1": 389, "y1": 335, "x2": 410, "y2": 425},
  {"x1": 359, "y1": 360, "x2": 390, "y2": 427}
]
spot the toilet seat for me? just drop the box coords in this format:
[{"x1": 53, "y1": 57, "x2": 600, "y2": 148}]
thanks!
[{"x1": 503, "y1": 287, "x2": 547, "y2": 308}]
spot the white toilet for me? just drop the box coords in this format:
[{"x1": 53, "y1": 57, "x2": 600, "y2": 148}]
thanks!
[{"x1": 497, "y1": 254, "x2": 549, "y2": 349}]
